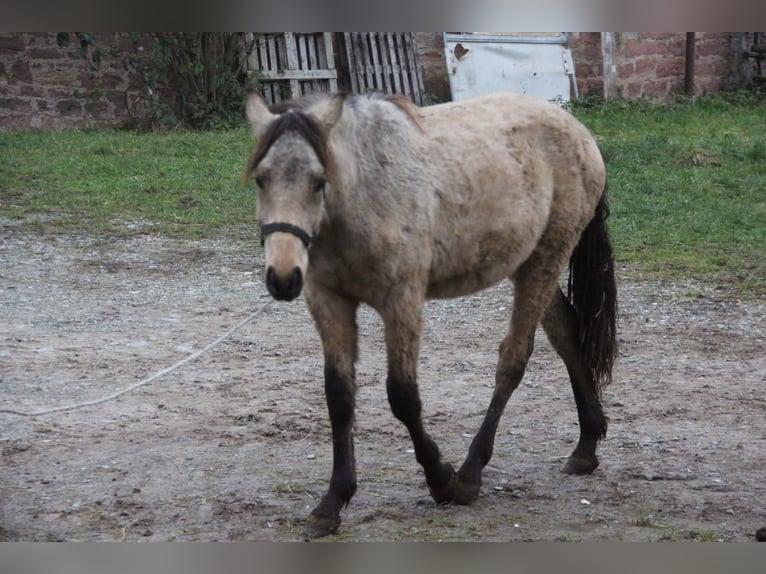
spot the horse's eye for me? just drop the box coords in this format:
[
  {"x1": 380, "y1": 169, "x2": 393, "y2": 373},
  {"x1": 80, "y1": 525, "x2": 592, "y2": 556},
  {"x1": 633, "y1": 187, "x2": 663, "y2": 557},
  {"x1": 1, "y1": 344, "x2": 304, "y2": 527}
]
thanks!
[
  {"x1": 315, "y1": 178, "x2": 327, "y2": 194},
  {"x1": 254, "y1": 176, "x2": 265, "y2": 190}
]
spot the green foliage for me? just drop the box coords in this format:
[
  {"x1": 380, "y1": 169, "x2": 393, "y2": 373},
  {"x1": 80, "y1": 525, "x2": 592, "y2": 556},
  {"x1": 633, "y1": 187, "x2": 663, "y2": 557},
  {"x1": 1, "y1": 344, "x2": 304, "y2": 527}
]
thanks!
[
  {"x1": 572, "y1": 95, "x2": 766, "y2": 296},
  {"x1": 61, "y1": 32, "x2": 259, "y2": 130},
  {"x1": 0, "y1": 128, "x2": 258, "y2": 237},
  {"x1": 130, "y1": 33, "x2": 260, "y2": 130}
]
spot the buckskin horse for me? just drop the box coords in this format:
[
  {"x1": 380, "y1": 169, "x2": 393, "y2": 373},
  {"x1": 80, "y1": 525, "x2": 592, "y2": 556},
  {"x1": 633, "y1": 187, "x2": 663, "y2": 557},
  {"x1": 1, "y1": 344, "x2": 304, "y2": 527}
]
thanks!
[{"x1": 244, "y1": 90, "x2": 617, "y2": 538}]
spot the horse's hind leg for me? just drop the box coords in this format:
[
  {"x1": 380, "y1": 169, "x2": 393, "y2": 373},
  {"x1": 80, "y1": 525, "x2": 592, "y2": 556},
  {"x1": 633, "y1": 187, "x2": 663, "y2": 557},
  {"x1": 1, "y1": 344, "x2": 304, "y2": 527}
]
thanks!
[
  {"x1": 453, "y1": 266, "x2": 558, "y2": 504},
  {"x1": 303, "y1": 288, "x2": 360, "y2": 539},
  {"x1": 541, "y1": 287, "x2": 607, "y2": 475}
]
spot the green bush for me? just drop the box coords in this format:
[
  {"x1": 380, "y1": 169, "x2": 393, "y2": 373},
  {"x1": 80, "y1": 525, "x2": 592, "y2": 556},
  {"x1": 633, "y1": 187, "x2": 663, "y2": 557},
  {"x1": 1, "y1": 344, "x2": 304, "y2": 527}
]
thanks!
[{"x1": 62, "y1": 32, "x2": 260, "y2": 130}]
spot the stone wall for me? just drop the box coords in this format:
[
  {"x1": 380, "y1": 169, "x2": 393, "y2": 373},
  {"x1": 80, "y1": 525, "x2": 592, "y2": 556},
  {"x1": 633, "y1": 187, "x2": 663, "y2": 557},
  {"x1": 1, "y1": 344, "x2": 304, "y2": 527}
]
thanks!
[
  {"x1": 0, "y1": 32, "x2": 747, "y2": 132},
  {"x1": 568, "y1": 32, "x2": 737, "y2": 99},
  {"x1": 0, "y1": 32, "x2": 148, "y2": 131}
]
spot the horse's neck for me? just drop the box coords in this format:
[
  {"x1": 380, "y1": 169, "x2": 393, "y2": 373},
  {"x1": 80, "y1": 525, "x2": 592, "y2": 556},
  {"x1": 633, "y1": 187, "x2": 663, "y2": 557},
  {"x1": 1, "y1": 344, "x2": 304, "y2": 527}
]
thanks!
[
  {"x1": 327, "y1": 113, "x2": 368, "y2": 203},
  {"x1": 330, "y1": 103, "x2": 422, "y2": 202}
]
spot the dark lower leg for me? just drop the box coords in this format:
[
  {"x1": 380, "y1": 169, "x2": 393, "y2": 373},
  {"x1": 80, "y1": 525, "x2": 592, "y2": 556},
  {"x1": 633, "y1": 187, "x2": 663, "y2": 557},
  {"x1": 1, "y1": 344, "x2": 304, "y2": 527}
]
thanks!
[
  {"x1": 304, "y1": 361, "x2": 357, "y2": 538},
  {"x1": 543, "y1": 289, "x2": 607, "y2": 475},
  {"x1": 387, "y1": 369, "x2": 456, "y2": 502},
  {"x1": 454, "y1": 341, "x2": 530, "y2": 504},
  {"x1": 561, "y1": 357, "x2": 608, "y2": 474}
]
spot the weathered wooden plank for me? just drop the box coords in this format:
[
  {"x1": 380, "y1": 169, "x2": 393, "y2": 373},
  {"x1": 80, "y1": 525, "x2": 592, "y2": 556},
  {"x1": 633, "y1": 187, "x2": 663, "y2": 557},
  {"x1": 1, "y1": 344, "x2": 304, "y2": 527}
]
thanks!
[
  {"x1": 307, "y1": 35, "x2": 318, "y2": 70},
  {"x1": 369, "y1": 33, "x2": 383, "y2": 90},
  {"x1": 316, "y1": 34, "x2": 327, "y2": 69},
  {"x1": 375, "y1": 33, "x2": 391, "y2": 94},
  {"x1": 403, "y1": 33, "x2": 422, "y2": 103},
  {"x1": 352, "y1": 32, "x2": 365, "y2": 92},
  {"x1": 395, "y1": 33, "x2": 411, "y2": 97},
  {"x1": 298, "y1": 34, "x2": 309, "y2": 70},
  {"x1": 360, "y1": 33, "x2": 374, "y2": 91},
  {"x1": 343, "y1": 33, "x2": 360, "y2": 94},
  {"x1": 259, "y1": 69, "x2": 338, "y2": 80},
  {"x1": 343, "y1": 32, "x2": 359, "y2": 94},
  {"x1": 258, "y1": 37, "x2": 269, "y2": 71},
  {"x1": 324, "y1": 33, "x2": 338, "y2": 92},
  {"x1": 268, "y1": 37, "x2": 278, "y2": 74},
  {"x1": 284, "y1": 33, "x2": 299, "y2": 68},
  {"x1": 250, "y1": 35, "x2": 264, "y2": 71},
  {"x1": 283, "y1": 32, "x2": 301, "y2": 98},
  {"x1": 385, "y1": 33, "x2": 401, "y2": 93},
  {"x1": 355, "y1": 33, "x2": 368, "y2": 92},
  {"x1": 377, "y1": 33, "x2": 392, "y2": 93}
]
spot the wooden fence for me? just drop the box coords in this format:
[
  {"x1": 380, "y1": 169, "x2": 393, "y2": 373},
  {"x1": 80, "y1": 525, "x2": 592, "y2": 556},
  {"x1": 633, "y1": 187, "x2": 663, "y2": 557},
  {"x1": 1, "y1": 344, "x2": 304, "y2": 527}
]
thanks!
[
  {"x1": 248, "y1": 32, "x2": 338, "y2": 104},
  {"x1": 340, "y1": 32, "x2": 425, "y2": 104},
  {"x1": 247, "y1": 32, "x2": 424, "y2": 105}
]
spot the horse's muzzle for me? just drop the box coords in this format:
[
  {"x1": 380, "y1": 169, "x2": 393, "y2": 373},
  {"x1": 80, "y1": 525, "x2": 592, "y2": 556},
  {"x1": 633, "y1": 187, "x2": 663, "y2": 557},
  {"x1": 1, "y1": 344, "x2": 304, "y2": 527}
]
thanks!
[{"x1": 266, "y1": 265, "x2": 303, "y2": 301}]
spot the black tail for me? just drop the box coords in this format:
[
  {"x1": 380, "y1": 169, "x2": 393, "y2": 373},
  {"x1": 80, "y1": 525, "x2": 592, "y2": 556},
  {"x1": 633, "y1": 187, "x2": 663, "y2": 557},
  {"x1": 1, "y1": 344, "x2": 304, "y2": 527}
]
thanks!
[{"x1": 567, "y1": 188, "x2": 618, "y2": 390}]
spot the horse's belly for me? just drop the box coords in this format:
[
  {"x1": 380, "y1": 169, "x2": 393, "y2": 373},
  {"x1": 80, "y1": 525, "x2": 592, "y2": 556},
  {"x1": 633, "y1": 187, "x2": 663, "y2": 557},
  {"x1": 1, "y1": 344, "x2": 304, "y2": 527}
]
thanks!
[
  {"x1": 425, "y1": 230, "x2": 534, "y2": 299},
  {"x1": 425, "y1": 190, "x2": 550, "y2": 299},
  {"x1": 426, "y1": 264, "x2": 510, "y2": 299}
]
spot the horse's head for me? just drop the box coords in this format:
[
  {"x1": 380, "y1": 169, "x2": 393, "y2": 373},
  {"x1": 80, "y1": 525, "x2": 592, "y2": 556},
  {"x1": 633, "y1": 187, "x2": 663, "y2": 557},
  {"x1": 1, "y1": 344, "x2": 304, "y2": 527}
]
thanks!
[{"x1": 245, "y1": 93, "x2": 344, "y2": 301}]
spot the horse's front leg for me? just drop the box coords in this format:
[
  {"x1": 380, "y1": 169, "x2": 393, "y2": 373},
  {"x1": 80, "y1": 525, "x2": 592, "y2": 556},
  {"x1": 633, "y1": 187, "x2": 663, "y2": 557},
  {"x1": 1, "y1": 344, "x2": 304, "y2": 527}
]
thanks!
[
  {"x1": 381, "y1": 296, "x2": 457, "y2": 504},
  {"x1": 303, "y1": 288, "x2": 359, "y2": 539}
]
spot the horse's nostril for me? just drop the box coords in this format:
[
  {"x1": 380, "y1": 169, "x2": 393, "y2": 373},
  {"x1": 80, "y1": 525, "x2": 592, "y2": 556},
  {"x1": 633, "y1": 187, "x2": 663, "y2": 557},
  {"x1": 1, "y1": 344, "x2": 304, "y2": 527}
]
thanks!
[
  {"x1": 265, "y1": 265, "x2": 303, "y2": 301},
  {"x1": 291, "y1": 267, "x2": 303, "y2": 292}
]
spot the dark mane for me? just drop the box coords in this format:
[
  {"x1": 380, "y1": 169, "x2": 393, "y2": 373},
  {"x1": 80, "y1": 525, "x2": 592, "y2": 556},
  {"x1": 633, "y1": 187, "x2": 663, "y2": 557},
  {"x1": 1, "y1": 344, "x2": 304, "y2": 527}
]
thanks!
[
  {"x1": 244, "y1": 91, "x2": 422, "y2": 187},
  {"x1": 245, "y1": 106, "x2": 335, "y2": 184},
  {"x1": 380, "y1": 94, "x2": 424, "y2": 131}
]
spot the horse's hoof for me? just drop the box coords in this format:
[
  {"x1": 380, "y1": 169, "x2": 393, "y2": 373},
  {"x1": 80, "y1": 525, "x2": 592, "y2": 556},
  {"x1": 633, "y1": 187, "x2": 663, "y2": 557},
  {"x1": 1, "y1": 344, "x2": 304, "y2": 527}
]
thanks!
[
  {"x1": 562, "y1": 453, "x2": 599, "y2": 475},
  {"x1": 302, "y1": 512, "x2": 341, "y2": 540},
  {"x1": 452, "y1": 477, "x2": 481, "y2": 505},
  {"x1": 428, "y1": 463, "x2": 457, "y2": 504}
]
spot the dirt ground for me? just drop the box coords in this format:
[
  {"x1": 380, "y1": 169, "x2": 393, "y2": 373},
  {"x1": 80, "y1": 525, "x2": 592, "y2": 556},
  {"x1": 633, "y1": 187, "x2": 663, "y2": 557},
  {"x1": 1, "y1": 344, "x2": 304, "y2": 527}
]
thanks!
[{"x1": 1, "y1": 221, "x2": 764, "y2": 542}]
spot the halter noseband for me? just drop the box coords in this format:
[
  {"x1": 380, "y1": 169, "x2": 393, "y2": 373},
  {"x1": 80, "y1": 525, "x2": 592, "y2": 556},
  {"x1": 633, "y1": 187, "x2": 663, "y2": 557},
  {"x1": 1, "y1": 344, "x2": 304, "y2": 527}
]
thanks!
[{"x1": 260, "y1": 222, "x2": 314, "y2": 249}]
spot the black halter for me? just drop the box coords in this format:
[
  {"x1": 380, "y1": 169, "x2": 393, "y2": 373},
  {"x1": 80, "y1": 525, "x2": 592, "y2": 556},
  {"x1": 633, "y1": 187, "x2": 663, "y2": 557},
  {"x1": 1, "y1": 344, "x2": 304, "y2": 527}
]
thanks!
[{"x1": 260, "y1": 222, "x2": 314, "y2": 248}]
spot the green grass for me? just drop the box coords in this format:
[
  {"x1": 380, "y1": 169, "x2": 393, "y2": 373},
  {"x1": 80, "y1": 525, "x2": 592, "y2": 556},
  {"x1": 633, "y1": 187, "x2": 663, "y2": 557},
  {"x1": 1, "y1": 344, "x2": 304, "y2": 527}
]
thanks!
[
  {"x1": 1, "y1": 93, "x2": 765, "y2": 295},
  {"x1": 571, "y1": 94, "x2": 766, "y2": 296},
  {"x1": 0, "y1": 127, "x2": 258, "y2": 238}
]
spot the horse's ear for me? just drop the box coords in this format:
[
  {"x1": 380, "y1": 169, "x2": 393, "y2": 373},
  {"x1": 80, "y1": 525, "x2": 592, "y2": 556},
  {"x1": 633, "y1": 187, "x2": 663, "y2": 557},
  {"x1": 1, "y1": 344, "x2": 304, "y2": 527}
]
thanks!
[
  {"x1": 312, "y1": 93, "x2": 345, "y2": 132},
  {"x1": 246, "y1": 92, "x2": 276, "y2": 137}
]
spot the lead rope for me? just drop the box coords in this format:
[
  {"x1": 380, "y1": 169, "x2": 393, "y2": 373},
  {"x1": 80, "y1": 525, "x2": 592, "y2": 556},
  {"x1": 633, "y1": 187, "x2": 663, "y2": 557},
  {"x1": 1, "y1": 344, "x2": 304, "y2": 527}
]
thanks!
[{"x1": 0, "y1": 299, "x2": 273, "y2": 417}]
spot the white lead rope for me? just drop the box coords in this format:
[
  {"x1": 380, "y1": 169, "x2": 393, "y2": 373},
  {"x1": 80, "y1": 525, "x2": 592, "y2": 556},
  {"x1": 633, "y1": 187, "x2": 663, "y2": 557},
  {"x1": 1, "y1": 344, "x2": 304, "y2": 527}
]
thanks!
[{"x1": 0, "y1": 300, "x2": 274, "y2": 417}]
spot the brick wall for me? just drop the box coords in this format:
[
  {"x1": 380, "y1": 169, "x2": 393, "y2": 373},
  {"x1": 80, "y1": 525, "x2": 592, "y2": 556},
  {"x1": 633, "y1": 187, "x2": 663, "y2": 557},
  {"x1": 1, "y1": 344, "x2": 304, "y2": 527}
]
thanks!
[
  {"x1": 0, "y1": 32, "x2": 746, "y2": 132},
  {"x1": 569, "y1": 32, "x2": 737, "y2": 99},
  {"x1": 0, "y1": 32, "x2": 148, "y2": 131}
]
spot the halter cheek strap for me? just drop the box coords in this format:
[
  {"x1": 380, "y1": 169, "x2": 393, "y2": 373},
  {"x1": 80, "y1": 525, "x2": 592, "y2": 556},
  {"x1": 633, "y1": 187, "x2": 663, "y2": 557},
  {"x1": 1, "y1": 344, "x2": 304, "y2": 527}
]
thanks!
[{"x1": 260, "y1": 222, "x2": 314, "y2": 248}]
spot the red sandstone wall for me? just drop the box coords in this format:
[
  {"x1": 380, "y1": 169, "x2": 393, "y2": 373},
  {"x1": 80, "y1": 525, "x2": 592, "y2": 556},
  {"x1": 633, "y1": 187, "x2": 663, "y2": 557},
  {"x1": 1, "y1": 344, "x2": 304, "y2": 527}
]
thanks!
[
  {"x1": 0, "y1": 32, "x2": 148, "y2": 131},
  {"x1": 568, "y1": 32, "x2": 735, "y2": 99},
  {"x1": 0, "y1": 32, "x2": 744, "y2": 132}
]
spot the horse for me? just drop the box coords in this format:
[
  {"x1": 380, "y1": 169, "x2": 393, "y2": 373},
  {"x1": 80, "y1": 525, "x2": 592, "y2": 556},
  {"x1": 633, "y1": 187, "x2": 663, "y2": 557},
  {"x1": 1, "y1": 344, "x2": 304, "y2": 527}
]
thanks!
[{"x1": 244, "y1": 90, "x2": 617, "y2": 539}]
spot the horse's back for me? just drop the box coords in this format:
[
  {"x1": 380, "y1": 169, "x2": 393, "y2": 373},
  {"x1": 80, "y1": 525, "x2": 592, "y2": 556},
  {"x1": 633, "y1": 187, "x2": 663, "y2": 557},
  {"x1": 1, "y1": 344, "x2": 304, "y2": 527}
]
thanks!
[{"x1": 420, "y1": 92, "x2": 602, "y2": 183}]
